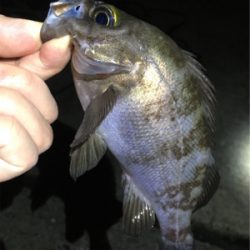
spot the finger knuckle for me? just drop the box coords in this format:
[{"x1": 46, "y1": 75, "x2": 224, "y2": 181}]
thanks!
[
  {"x1": 39, "y1": 124, "x2": 53, "y2": 153},
  {"x1": 0, "y1": 116, "x2": 39, "y2": 167},
  {"x1": 0, "y1": 115, "x2": 17, "y2": 144},
  {"x1": 14, "y1": 68, "x2": 34, "y2": 90},
  {"x1": 48, "y1": 103, "x2": 58, "y2": 123},
  {"x1": 0, "y1": 88, "x2": 17, "y2": 111},
  {"x1": 0, "y1": 115, "x2": 39, "y2": 171},
  {"x1": 24, "y1": 153, "x2": 39, "y2": 169},
  {"x1": 17, "y1": 151, "x2": 39, "y2": 170}
]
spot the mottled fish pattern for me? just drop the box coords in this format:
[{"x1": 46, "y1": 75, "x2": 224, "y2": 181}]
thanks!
[{"x1": 41, "y1": 1, "x2": 220, "y2": 249}]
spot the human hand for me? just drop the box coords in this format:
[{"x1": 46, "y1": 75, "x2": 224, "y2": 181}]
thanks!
[{"x1": 0, "y1": 15, "x2": 71, "y2": 182}]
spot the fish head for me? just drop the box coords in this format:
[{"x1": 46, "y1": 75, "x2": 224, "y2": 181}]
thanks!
[
  {"x1": 41, "y1": 0, "x2": 152, "y2": 108},
  {"x1": 69, "y1": 2, "x2": 147, "y2": 82},
  {"x1": 41, "y1": 0, "x2": 94, "y2": 42}
]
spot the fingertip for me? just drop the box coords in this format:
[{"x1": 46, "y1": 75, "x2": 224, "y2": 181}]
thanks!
[
  {"x1": 0, "y1": 16, "x2": 42, "y2": 57},
  {"x1": 21, "y1": 35, "x2": 73, "y2": 80},
  {"x1": 50, "y1": 35, "x2": 72, "y2": 50}
]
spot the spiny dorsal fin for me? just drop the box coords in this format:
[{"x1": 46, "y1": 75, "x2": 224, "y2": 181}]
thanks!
[
  {"x1": 183, "y1": 50, "x2": 215, "y2": 136},
  {"x1": 70, "y1": 133, "x2": 107, "y2": 180},
  {"x1": 122, "y1": 173, "x2": 155, "y2": 235}
]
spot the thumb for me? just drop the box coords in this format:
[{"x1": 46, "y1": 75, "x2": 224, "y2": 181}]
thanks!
[{"x1": 18, "y1": 35, "x2": 72, "y2": 80}]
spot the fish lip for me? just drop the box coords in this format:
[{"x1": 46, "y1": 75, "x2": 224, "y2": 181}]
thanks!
[
  {"x1": 40, "y1": 23, "x2": 54, "y2": 43},
  {"x1": 40, "y1": 21, "x2": 68, "y2": 43}
]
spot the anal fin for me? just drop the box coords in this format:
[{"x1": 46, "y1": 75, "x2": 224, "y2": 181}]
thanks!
[{"x1": 122, "y1": 173, "x2": 155, "y2": 236}]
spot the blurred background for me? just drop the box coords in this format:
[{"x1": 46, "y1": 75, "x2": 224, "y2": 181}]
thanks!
[{"x1": 0, "y1": 0, "x2": 249, "y2": 249}]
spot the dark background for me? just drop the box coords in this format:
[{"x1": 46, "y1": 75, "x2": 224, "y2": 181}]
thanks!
[{"x1": 0, "y1": 1, "x2": 249, "y2": 250}]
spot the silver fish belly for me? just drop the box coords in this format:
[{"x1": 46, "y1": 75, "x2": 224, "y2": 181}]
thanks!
[{"x1": 41, "y1": 1, "x2": 220, "y2": 249}]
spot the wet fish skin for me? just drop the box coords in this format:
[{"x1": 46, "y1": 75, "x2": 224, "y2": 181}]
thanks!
[{"x1": 41, "y1": 1, "x2": 219, "y2": 249}]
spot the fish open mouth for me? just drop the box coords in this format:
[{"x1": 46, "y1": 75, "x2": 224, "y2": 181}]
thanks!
[
  {"x1": 72, "y1": 53, "x2": 131, "y2": 79},
  {"x1": 71, "y1": 41, "x2": 132, "y2": 80}
]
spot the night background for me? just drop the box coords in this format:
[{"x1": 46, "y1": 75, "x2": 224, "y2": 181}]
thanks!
[{"x1": 0, "y1": 0, "x2": 249, "y2": 250}]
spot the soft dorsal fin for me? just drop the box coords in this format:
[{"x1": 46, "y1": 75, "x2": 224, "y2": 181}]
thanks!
[
  {"x1": 70, "y1": 133, "x2": 107, "y2": 180},
  {"x1": 122, "y1": 173, "x2": 155, "y2": 235},
  {"x1": 194, "y1": 164, "x2": 220, "y2": 211}
]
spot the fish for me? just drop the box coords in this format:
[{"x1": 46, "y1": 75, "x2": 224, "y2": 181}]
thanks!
[{"x1": 41, "y1": 1, "x2": 220, "y2": 249}]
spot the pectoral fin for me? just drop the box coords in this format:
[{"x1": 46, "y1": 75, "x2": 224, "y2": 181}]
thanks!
[
  {"x1": 70, "y1": 85, "x2": 119, "y2": 150},
  {"x1": 122, "y1": 173, "x2": 155, "y2": 235},
  {"x1": 70, "y1": 133, "x2": 107, "y2": 180}
]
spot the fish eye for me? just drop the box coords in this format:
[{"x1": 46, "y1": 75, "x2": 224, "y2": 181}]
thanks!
[
  {"x1": 94, "y1": 10, "x2": 111, "y2": 26},
  {"x1": 90, "y1": 4, "x2": 120, "y2": 27}
]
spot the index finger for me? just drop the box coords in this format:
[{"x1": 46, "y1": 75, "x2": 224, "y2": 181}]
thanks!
[{"x1": 0, "y1": 15, "x2": 42, "y2": 58}]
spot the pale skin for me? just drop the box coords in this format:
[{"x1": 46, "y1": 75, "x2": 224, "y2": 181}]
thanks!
[{"x1": 0, "y1": 15, "x2": 72, "y2": 182}]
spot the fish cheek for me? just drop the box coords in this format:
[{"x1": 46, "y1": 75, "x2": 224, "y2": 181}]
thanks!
[
  {"x1": 94, "y1": 41, "x2": 140, "y2": 67},
  {"x1": 94, "y1": 24, "x2": 144, "y2": 66}
]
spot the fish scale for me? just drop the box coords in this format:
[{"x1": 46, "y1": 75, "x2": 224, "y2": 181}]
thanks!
[{"x1": 40, "y1": 0, "x2": 220, "y2": 249}]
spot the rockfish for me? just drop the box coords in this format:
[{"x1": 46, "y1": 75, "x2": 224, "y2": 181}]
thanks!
[{"x1": 41, "y1": 1, "x2": 220, "y2": 249}]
